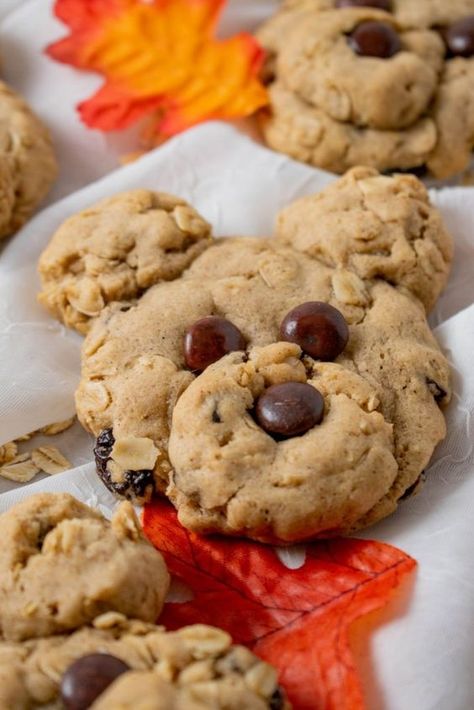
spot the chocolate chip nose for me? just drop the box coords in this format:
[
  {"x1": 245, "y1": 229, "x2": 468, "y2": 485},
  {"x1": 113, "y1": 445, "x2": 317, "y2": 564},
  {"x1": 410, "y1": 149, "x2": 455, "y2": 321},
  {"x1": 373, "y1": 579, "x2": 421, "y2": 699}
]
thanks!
[{"x1": 255, "y1": 382, "x2": 325, "y2": 438}]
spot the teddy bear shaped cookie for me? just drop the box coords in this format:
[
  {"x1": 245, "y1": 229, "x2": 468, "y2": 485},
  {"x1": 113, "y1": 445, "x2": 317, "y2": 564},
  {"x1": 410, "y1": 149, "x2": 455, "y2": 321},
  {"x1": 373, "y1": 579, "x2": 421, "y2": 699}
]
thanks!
[
  {"x1": 0, "y1": 493, "x2": 287, "y2": 709},
  {"x1": 257, "y1": 0, "x2": 474, "y2": 178},
  {"x1": 38, "y1": 167, "x2": 453, "y2": 544},
  {"x1": 0, "y1": 80, "x2": 57, "y2": 240}
]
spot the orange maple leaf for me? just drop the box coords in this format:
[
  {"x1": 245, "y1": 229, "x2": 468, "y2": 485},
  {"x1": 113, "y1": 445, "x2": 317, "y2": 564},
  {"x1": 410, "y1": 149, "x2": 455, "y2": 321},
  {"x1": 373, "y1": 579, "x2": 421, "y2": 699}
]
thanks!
[
  {"x1": 47, "y1": 0, "x2": 268, "y2": 138},
  {"x1": 144, "y1": 500, "x2": 417, "y2": 710}
]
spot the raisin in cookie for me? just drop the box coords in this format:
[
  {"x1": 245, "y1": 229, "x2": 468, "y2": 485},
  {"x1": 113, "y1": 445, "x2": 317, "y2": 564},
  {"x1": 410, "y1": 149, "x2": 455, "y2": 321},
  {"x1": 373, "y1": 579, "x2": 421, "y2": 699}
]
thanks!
[
  {"x1": 0, "y1": 81, "x2": 57, "y2": 240},
  {"x1": 73, "y1": 169, "x2": 452, "y2": 541},
  {"x1": 38, "y1": 190, "x2": 212, "y2": 334},
  {"x1": 0, "y1": 493, "x2": 169, "y2": 642},
  {"x1": 0, "y1": 615, "x2": 288, "y2": 709},
  {"x1": 257, "y1": 2, "x2": 474, "y2": 178}
]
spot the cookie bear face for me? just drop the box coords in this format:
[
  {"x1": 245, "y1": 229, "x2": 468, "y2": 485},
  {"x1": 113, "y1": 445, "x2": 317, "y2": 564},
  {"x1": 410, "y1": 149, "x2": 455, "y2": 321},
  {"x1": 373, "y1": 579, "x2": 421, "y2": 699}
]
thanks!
[
  {"x1": 258, "y1": 1, "x2": 474, "y2": 178},
  {"x1": 39, "y1": 166, "x2": 452, "y2": 544}
]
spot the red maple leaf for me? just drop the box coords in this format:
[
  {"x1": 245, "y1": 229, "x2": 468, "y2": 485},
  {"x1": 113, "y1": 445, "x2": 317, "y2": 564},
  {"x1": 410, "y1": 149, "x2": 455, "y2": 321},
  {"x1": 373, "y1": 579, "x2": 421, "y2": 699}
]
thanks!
[
  {"x1": 46, "y1": 0, "x2": 268, "y2": 140},
  {"x1": 144, "y1": 500, "x2": 416, "y2": 710}
]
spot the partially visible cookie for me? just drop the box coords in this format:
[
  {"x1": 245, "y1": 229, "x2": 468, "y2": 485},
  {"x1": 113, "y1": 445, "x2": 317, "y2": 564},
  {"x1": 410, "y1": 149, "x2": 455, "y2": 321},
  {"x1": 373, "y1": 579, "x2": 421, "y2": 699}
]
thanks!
[
  {"x1": 0, "y1": 493, "x2": 169, "y2": 642},
  {"x1": 427, "y1": 58, "x2": 474, "y2": 178},
  {"x1": 276, "y1": 9, "x2": 444, "y2": 130},
  {"x1": 261, "y1": 81, "x2": 437, "y2": 175},
  {"x1": 38, "y1": 190, "x2": 212, "y2": 334},
  {"x1": 0, "y1": 81, "x2": 57, "y2": 240},
  {"x1": 0, "y1": 616, "x2": 288, "y2": 709},
  {"x1": 278, "y1": 0, "x2": 474, "y2": 29}
]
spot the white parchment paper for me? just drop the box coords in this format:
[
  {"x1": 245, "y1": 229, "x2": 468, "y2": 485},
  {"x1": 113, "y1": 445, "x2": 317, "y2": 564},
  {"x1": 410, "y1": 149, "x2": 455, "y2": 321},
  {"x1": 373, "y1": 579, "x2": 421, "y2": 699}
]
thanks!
[{"x1": 0, "y1": 3, "x2": 473, "y2": 710}]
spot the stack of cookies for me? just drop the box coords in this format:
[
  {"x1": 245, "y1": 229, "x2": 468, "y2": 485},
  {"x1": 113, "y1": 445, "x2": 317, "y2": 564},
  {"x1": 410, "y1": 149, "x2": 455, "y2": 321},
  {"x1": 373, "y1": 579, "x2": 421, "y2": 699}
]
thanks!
[
  {"x1": 0, "y1": 493, "x2": 288, "y2": 709},
  {"x1": 38, "y1": 166, "x2": 453, "y2": 544},
  {"x1": 257, "y1": 0, "x2": 474, "y2": 178}
]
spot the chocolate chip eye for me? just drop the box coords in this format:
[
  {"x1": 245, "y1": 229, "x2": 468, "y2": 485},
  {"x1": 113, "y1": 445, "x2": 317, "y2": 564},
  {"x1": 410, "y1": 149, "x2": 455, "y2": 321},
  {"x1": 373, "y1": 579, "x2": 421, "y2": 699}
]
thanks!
[
  {"x1": 184, "y1": 316, "x2": 246, "y2": 372},
  {"x1": 444, "y1": 15, "x2": 474, "y2": 58},
  {"x1": 348, "y1": 21, "x2": 402, "y2": 58},
  {"x1": 280, "y1": 302, "x2": 349, "y2": 361},
  {"x1": 336, "y1": 0, "x2": 392, "y2": 10},
  {"x1": 255, "y1": 382, "x2": 325, "y2": 438},
  {"x1": 61, "y1": 653, "x2": 130, "y2": 710}
]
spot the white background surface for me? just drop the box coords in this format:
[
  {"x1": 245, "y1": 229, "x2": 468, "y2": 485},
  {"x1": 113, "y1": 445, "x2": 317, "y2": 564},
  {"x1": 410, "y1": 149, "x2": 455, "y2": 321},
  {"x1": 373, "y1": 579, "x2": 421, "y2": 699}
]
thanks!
[{"x1": 0, "y1": 2, "x2": 473, "y2": 709}]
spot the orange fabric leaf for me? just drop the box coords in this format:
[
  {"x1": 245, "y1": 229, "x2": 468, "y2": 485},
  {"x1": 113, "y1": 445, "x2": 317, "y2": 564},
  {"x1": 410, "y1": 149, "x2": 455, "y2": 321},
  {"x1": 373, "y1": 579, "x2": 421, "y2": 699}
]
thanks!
[
  {"x1": 143, "y1": 500, "x2": 417, "y2": 710},
  {"x1": 47, "y1": 0, "x2": 268, "y2": 137}
]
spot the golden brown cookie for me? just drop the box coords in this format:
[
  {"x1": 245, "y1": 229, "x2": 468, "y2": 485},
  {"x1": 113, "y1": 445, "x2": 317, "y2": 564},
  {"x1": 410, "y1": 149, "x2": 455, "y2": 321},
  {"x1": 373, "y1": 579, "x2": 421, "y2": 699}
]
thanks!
[
  {"x1": 0, "y1": 616, "x2": 288, "y2": 709},
  {"x1": 38, "y1": 190, "x2": 212, "y2": 334},
  {"x1": 0, "y1": 493, "x2": 169, "y2": 642},
  {"x1": 0, "y1": 81, "x2": 57, "y2": 240}
]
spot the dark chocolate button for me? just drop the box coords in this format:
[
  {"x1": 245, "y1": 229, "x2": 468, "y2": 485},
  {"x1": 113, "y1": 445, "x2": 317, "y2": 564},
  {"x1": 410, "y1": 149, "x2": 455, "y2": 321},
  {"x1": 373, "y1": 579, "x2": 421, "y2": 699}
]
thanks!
[
  {"x1": 444, "y1": 15, "x2": 474, "y2": 58},
  {"x1": 348, "y1": 21, "x2": 402, "y2": 58},
  {"x1": 61, "y1": 653, "x2": 130, "y2": 710},
  {"x1": 184, "y1": 316, "x2": 246, "y2": 372},
  {"x1": 255, "y1": 382, "x2": 324, "y2": 438},
  {"x1": 336, "y1": 0, "x2": 392, "y2": 10},
  {"x1": 280, "y1": 302, "x2": 349, "y2": 361}
]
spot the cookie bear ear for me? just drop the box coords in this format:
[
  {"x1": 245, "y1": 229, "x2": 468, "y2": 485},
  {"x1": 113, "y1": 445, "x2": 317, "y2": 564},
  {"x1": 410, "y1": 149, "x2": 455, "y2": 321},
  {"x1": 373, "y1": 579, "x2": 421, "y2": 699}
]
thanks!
[
  {"x1": 38, "y1": 190, "x2": 212, "y2": 334},
  {"x1": 275, "y1": 167, "x2": 453, "y2": 311}
]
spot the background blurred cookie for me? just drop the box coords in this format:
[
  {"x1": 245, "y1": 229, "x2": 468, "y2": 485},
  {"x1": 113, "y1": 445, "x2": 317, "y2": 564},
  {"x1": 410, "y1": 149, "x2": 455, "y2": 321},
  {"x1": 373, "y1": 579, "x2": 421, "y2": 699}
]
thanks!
[
  {"x1": 0, "y1": 81, "x2": 57, "y2": 241},
  {"x1": 257, "y1": 1, "x2": 474, "y2": 178}
]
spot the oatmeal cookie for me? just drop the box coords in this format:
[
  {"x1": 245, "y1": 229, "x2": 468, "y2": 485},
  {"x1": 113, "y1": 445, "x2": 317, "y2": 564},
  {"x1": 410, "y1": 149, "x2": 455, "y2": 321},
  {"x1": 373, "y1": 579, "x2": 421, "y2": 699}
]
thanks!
[
  {"x1": 38, "y1": 190, "x2": 212, "y2": 334},
  {"x1": 0, "y1": 616, "x2": 288, "y2": 709},
  {"x1": 0, "y1": 493, "x2": 169, "y2": 642},
  {"x1": 0, "y1": 81, "x2": 57, "y2": 239}
]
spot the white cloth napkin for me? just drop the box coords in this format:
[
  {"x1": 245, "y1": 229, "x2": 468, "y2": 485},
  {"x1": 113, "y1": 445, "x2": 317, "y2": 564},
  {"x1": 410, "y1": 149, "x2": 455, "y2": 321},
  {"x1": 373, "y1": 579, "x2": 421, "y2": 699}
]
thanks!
[{"x1": 0, "y1": 3, "x2": 473, "y2": 710}]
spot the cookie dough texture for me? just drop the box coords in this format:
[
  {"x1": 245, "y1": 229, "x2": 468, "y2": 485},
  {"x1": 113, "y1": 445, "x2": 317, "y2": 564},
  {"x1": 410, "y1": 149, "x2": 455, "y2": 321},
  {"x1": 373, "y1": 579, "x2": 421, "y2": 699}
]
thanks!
[
  {"x1": 0, "y1": 493, "x2": 169, "y2": 642},
  {"x1": 258, "y1": 3, "x2": 474, "y2": 177},
  {"x1": 76, "y1": 168, "x2": 452, "y2": 542},
  {"x1": 276, "y1": 167, "x2": 452, "y2": 312},
  {"x1": 0, "y1": 81, "x2": 57, "y2": 240},
  {"x1": 0, "y1": 617, "x2": 288, "y2": 709},
  {"x1": 38, "y1": 190, "x2": 212, "y2": 334}
]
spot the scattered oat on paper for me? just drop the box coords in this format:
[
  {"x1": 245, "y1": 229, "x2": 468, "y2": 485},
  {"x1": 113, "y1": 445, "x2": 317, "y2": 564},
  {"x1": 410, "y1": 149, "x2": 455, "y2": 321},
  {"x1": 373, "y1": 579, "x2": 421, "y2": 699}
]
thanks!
[
  {"x1": 40, "y1": 417, "x2": 76, "y2": 436},
  {"x1": 0, "y1": 442, "x2": 18, "y2": 466},
  {"x1": 31, "y1": 446, "x2": 71, "y2": 475},
  {"x1": 0, "y1": 456, "x2": 40, "y2": 483}
]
